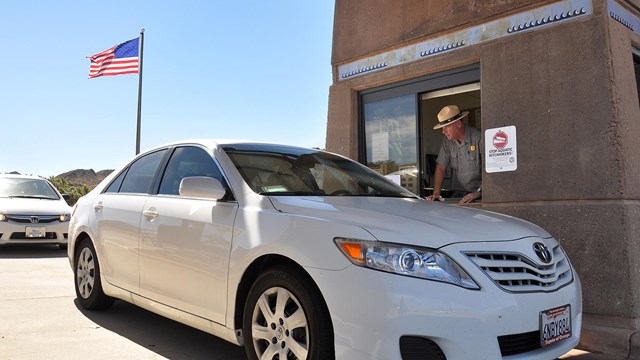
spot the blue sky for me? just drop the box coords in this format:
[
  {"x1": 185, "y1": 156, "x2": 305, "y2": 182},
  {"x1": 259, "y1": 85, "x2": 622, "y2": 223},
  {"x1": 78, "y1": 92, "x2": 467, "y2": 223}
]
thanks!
[{"x1": 1, "y1": 1, "x2": 335, "y2": 177}]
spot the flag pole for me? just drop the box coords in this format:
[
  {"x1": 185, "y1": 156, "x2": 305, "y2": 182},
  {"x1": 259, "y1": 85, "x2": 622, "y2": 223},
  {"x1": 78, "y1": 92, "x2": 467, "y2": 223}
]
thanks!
[{"x1": 135, "y1": 28, "x2": 145, "y2": 155}]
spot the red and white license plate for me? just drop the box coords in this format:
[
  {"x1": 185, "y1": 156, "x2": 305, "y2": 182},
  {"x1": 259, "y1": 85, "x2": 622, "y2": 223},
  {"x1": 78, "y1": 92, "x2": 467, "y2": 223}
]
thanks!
[{"x1": 540, "y1": 304, "x2": 572, "y2": 347}]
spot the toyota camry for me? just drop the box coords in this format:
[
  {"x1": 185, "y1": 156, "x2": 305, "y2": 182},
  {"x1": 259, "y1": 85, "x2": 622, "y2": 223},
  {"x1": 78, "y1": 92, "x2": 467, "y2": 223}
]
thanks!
[{"x1": 68, "y1": 140, "x2": 581, "y2": 359}]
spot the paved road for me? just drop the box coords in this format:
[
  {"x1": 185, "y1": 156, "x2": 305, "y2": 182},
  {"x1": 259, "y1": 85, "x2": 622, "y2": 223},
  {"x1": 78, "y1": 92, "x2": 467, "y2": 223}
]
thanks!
[
  {"x1": 0, "y1": 244, "x2": 623, "y2": 360},
  {"x1": 560, "y1": 350, "x2": 625, "y2": 360},
  {"x1": 0, "y1": 244, "x2": 245, "y2": 360}
]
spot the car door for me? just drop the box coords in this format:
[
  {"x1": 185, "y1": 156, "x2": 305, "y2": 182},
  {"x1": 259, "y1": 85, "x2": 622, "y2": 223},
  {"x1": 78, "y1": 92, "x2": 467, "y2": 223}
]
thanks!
[
  {"x1": 90, "y1": 149, "x2": 167, "y2": 292},
  {"x1": 139, "y1": 146, "x2": 237, "y2": 324}
]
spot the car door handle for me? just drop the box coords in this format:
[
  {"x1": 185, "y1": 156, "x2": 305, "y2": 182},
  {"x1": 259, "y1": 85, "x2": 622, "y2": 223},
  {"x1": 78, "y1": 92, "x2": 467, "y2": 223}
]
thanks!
[
  {"x1": 94, "y1": 202, "x2": 103, "y2": 211},
  {"x1": 143, "y1": 209, "x2": 159, "y2": 219}
]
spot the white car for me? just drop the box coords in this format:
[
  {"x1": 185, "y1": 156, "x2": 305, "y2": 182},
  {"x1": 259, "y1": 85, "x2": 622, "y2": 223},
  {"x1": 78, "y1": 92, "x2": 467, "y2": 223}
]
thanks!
[
  {"x1": 68, "y1": 140, "x2": 581, "y2": 360},
  {"x1": 0, "y1": 174, "x2": 71, "y2": 249}
]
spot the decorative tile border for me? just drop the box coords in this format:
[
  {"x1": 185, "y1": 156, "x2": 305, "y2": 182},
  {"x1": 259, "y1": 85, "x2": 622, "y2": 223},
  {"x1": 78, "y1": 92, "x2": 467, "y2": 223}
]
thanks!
[
  {"x1": 341, "y1": 62, "x2": 388, "y2": 78},
  {"x1": 338, "y1": 0, "x2": 593, "y2": 81},
  {"x1": 608, "y1": 0, "x2": 640, "y2": 35},
  {"x1": 420, "y1": 40, "x2": 466, "y2": 57},
  {"x1": 507, "y1": 8, "x2": 587, "y2": 33}
]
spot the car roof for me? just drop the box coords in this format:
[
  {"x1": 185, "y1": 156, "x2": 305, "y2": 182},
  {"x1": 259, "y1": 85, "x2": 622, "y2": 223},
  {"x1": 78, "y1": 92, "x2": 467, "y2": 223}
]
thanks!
[
  {"x1": 145, "y1": 139, "x2": 317, "y2": 153},
  {"x1": 0, "y1": 173, "x2": 44, "y2": 180}
]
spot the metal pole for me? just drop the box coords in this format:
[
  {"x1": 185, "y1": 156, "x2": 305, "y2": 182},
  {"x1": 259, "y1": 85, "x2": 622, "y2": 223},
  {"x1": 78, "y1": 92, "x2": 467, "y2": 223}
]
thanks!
[{"x1": 136, "y1": 28, "x2": 145, "y2": 155}]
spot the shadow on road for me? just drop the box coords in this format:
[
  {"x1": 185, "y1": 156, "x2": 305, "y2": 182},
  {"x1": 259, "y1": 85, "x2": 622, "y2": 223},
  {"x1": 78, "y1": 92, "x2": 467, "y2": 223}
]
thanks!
[
  {"x1": 74, "y1": 299, "x2": 247, "y2": 360},
  {"x1": 0, "y1": 244, "x2": 67, "y2": 259}
]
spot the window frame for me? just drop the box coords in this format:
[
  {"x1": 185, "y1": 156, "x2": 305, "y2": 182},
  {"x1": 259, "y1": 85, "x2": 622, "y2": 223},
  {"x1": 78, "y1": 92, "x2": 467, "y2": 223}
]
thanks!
[
  {"x1": 102, "y1": 149, "x2": 169, "y2": 195},
  {"x1": 633, "y1": 47, "x2": 640, "y2": 109},
  {"x1": 358, "y1": 64, "x2": 481, "y2": 197},
  {"x1": 156, "y1": 145, "x2": 231, "y2": 199}
]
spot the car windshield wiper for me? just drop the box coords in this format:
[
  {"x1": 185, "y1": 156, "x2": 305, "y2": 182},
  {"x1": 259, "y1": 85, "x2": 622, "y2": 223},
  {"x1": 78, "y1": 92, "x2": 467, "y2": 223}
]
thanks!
[
  {"x1": 8, "y1": 195, "x2": 57, "y2": 200},
  {"x1": 352, "y1": 193, "x2": 417, "y2": 198},
  {"x1": 259, "y1": 191, "x2": 325, "y2": 196}
]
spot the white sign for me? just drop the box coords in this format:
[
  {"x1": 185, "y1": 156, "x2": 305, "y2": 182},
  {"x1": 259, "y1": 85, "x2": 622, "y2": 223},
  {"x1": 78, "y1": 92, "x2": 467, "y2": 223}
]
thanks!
[
  {"x1": 371, "y1": 132, "x2": 389, "y2": 162},
  {"x1": 384, "y1": 174, "x2": 401, "y2": 185},
  {"x1": 485, "y1": 126, "x2": 517, "y2": 173}
]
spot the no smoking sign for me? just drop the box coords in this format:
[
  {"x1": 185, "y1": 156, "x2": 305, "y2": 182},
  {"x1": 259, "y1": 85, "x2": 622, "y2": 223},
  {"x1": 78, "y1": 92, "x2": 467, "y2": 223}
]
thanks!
[{"x1": 485, "y1": 126, "x2": 517, "y2": 173}]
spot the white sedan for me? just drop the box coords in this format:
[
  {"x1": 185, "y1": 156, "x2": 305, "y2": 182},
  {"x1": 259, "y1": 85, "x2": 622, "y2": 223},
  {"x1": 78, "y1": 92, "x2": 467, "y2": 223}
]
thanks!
[
  {"x1": 0, "y1": 174, "x2": 71, "y2": 249},
  {"x1": 68, "y1": 140, "x2": 581, "y2": 360}
]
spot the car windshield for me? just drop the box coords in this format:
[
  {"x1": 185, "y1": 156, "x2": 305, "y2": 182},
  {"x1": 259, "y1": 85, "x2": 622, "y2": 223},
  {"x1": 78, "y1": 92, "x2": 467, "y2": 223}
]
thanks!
[
  {"x1": 0, "y1": 178, "x2": 60, "y2": 200},
  {"x1": 223, "y1": 144, "x2": 417, "y2": 198}
]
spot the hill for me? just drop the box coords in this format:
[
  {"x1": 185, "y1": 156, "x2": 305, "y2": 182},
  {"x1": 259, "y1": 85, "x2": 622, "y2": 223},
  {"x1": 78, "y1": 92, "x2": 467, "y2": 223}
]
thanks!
[{"x1": 57, "y1": 169, "x2": 113, "y2": 188}]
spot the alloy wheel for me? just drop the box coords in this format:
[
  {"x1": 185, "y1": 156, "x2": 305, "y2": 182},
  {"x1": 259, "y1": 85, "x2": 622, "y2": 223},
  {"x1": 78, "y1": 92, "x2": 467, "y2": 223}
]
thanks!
[
  {"x1": 251, "y1": 287, "x2": 309, "y2": 359},
  {"x1": 76, "y1": 247, "x2": 95, "y2": 299}
]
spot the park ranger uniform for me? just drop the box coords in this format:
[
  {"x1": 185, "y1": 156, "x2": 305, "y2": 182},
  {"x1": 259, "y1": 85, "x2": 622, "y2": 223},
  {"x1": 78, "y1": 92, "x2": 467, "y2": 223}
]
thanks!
[{"x1": 436, "y1": 126, "x2": 483, "y2": 193}]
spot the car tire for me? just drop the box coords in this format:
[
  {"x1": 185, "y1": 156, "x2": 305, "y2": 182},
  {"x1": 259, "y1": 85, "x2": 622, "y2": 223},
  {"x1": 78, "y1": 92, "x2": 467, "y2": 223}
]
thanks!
[
  {"x1": 74, "y1": 238, "x2": 114, "y2": 310},
  {"x1": 243, "y1": 264, "x2": 334, "y2": 360}
]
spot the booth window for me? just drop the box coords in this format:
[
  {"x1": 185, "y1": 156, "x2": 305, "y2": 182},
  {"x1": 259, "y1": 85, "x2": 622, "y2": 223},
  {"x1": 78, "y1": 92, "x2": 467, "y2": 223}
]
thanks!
[
  {"x1": 359, "y1": 64, "x2": 481, "y2": 199},
  {"x1": 363, "y1": 94, "x2": 418, "y2": 194}
]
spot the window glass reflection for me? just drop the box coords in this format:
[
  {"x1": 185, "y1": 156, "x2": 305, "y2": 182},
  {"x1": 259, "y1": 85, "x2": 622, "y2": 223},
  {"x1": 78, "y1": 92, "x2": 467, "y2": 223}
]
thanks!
[{"x1": 364, "y1": 94, "x2": 418, "y2": 194}]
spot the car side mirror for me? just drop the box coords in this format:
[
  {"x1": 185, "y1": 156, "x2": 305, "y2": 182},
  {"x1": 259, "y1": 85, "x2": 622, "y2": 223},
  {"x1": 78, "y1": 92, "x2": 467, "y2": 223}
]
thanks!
[
  {"x1": 179, "y1": 176, "x2": 227, "y2": 200},
  {"x1": 62, "y1": 194, "x2": 71, "y2": 201}
]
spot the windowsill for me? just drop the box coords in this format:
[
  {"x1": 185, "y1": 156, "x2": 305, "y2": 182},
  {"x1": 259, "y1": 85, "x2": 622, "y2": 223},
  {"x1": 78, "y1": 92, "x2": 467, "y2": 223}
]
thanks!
[
  {"x1": 439, "y1": 197, "x2": 482, "y2": 206},
  {"x1": 424, "y1": 188, "x2": 482, "y2": 206}
]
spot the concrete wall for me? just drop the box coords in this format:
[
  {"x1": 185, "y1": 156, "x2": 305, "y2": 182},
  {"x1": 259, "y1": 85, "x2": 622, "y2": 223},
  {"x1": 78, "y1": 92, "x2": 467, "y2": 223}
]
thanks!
[{"x1": 328, "y1": 0, "x2": 640, "y2": 356}]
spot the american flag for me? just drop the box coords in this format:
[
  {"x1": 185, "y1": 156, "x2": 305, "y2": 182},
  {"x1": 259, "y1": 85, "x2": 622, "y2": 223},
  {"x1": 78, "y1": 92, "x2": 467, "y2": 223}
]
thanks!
[{"x1": 87, "y1": 38, "x2": 139, "y2": 78}]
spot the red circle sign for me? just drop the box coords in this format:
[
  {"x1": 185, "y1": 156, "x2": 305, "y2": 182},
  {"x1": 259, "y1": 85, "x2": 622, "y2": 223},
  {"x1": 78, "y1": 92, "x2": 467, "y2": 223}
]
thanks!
[{"x1": 493, "y1": 131, "x2": 508, "y2": 149}]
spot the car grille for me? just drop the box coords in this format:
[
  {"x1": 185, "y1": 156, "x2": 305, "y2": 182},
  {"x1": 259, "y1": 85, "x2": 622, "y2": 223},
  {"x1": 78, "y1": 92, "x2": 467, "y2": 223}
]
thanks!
[
  {"x1": 6, "y1": 215, "x2": 60, "y2": 224},
  {"x1": 465, "y1": 244, "x2": 573, "y2": 292},
  {"x1": 10, "y1": 232, "x2": 58, "y2": 240},
  {"x1": 498, "y1": 330, "x2": 540, "y2": 356},
  {"x1": 399, "y1": 336, "x2": 446, "y2": 360}
]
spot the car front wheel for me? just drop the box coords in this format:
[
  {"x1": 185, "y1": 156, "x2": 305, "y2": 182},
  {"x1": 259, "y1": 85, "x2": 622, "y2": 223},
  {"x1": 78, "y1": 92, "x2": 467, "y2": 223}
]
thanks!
[
  {"x1": 243, "y1": 264, "x2": 334, "y2": 360},
  {"x1": 74, "y1": 238, "x2": 114, "y2": 310}
]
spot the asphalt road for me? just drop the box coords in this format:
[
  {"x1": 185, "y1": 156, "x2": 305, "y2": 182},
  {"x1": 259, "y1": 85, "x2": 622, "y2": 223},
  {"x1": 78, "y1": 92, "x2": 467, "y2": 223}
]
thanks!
[
  {"x1": 0, "y1": 244, "x2": 622, "y2": 360},
  {"x1": 0, "y1": 244, "x2": 245, "y2": 360}
]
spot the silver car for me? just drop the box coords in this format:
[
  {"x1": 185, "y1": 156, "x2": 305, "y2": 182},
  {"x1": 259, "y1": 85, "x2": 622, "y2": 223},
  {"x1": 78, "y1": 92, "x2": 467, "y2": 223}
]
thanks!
[{"x1": 0, "y1": 174, "x2": 71, "y2": 249}]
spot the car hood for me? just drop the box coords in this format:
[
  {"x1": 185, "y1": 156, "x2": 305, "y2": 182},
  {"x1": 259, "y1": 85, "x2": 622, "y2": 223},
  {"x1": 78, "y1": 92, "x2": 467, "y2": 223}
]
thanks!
[
  {"x1": 0, "y1": 198, "x2": 71, "y2": 215},
  {"x1": 268, "y1": 196, "x2": 551, "y2": 248}
]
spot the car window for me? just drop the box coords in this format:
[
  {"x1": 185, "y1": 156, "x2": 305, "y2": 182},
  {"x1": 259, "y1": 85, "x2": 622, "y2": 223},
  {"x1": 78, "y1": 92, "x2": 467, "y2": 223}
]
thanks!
[
  {"x1": 118, "y1": 150, "x2": 167, "y2": 194},
  {"x1": 158, "y1": 146, "x2": 225, "y2": 196},
  {"x1": 104, "y1": 169, "x2": 128, "y2": 193},
  {"x1": 0, "y1": 178, "x2": 60, "y2": 200},
  {"x1": 223, "y1": 145, "x2": 416, "y2": 198}
]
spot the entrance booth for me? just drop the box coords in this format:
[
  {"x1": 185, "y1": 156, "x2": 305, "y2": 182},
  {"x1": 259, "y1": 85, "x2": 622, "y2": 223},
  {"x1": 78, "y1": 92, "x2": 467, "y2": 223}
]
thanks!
[{"x1": 327, "y1": 0, "x2": 640, "y2": 356}]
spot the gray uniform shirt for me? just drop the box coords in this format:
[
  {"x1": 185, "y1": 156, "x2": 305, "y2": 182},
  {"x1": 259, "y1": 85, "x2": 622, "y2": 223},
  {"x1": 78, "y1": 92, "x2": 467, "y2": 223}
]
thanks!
[{"x1": 436, "y1": 126, "x2": 483, "y2": 192}]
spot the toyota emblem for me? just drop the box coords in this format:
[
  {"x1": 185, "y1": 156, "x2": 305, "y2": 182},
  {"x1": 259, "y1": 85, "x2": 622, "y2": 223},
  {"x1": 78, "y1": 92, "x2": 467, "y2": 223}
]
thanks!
[
  {"x1": 533, "y1": 242, "x2": 552, "y2": 264},
  {"x1": 30, "y1": 216, "x2": 40, "y2": 224}
]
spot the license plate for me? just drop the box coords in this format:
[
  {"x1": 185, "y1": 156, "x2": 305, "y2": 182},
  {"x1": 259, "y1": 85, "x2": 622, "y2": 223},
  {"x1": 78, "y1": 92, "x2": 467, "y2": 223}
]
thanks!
[
  {"x1": 25, "y1": 226, "x2": 46, "y2": 238},
  {"x1": 540, "y1": 304, "x2": 572, "y2": 347}
]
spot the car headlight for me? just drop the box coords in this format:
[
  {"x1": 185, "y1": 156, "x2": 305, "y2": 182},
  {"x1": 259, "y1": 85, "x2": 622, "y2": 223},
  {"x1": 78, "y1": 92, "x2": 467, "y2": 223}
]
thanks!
[
  {"x1": 0, "y1": 214, "x2": 6, "y2": 222},
  {"x1": 59, "y1": 214, "x2": 71, "y2": 222},
  {"x1": 334, "y1": 237, "x2": 480, "y2": 290}
]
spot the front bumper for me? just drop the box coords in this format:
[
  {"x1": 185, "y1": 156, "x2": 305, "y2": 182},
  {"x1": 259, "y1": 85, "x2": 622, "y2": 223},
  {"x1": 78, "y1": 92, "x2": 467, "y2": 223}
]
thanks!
[
  {"x1": 306, "y1": 248, "x2": 582, "y2": 360},
  {"x1": 0, "y1": 219, "x2": 69, "y2": 246}
]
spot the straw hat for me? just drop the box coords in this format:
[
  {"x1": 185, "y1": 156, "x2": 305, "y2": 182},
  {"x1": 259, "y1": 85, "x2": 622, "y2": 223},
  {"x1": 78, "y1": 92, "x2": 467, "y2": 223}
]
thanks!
[{"x1": 433, "y1": 105, "x2": 469, "y2": 129}]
